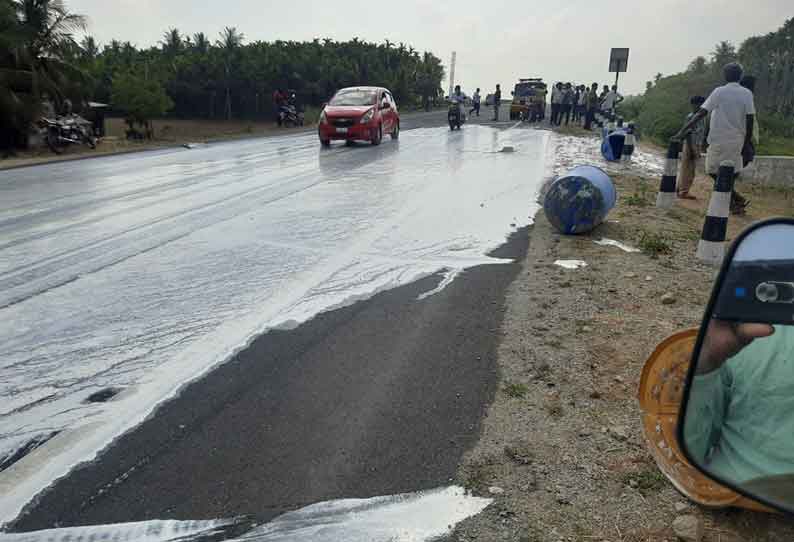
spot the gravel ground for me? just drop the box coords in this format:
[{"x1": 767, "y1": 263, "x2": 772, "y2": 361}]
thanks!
[{"x1": 447, "y1": 130, "x2": 794, "y2": 542}]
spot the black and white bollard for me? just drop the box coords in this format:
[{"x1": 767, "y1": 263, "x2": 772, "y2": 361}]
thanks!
[
  {"x1": 696, "y1": 161, "x2": 736, "y2": 264},
  {"x1": 655, "y1": 140, "x2": 681, "y2": 209},
  {"x1": 621, "y1": 124, "x2": 635, "y2": 162}
]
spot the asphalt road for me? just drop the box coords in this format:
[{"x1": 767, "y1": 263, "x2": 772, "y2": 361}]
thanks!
[
  {"x1": 3, "y1": 112, "x2": 546, "y2": 532},
  {"x1": 12, "y1": 231, "x2": 528, "y2": 529}
]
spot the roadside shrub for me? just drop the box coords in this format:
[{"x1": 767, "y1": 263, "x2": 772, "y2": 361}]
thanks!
[{"x1": 638, "y1": 231, "x2": 673, "y2": 257}]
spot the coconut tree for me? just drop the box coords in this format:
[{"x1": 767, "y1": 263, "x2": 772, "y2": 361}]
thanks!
[
  {"x1": 216, "y1": 26, "x2": 243, "y2": 120},
  {"x1": 1, "y1": 0, "x2": 87, "y2": 149},
  {"x1": 10, "y1": 0, "x2": 86, "y2": 103}
]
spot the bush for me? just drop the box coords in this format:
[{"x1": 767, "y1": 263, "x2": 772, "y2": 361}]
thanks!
[{"x1": 111, "y1": 73, "x2": 174, "y2": 139}]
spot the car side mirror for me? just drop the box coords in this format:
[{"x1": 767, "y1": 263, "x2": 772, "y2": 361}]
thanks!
[
  {"x1": 381, "y1": 102, "x2": 391, "y2": 110},
  {"x1": 677, "y1": 217, "x2": 794, "y2": 513}
]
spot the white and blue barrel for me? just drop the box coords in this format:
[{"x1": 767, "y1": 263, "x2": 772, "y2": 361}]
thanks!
[
  {"x1": 543, "y1": 165, "x2": 617, "y2": 234},
  {"x1": 655, "y1": 140, "x2": 681, "y2": 209},
  {"x1": 621, "y1": 124, "x2": 636, "y2": 161}
]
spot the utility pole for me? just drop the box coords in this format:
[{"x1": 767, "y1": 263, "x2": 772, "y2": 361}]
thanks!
[{"x1": 448, "y1": 51, "x2": 456, "y2": 97}]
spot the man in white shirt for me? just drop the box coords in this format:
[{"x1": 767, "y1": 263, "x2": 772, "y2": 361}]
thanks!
[
  {"x1": 469, "y1": 88, "x2": 481, "y2": 117},
  {"x1": 550, "y1": 83, "x2": 563, "y2": 125},
  {"x1": 601, "y1": 85, "x2": 623, "y2": 114},
  {"x1": 675, "y1": 62, "x2": 755, "y2": 214}
]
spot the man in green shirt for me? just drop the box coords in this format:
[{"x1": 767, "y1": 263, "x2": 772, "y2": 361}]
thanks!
[{"x1": 684, "y1": 321, "x2": 794, "y2": 489}]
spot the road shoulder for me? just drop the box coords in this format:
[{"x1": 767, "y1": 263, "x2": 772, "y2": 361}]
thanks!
[{"x1": 449, "y1": 167, "x2": 794, "y2": 541}]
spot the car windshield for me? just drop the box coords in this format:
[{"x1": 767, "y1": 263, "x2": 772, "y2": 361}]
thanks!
[{"x1": 329, "y1": 89, "x2": 377, "y2": 106}]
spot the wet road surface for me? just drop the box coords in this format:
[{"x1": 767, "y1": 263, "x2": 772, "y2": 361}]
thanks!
[{"x1": 1, "y1": 121, "x2": 550, "y2": 529}]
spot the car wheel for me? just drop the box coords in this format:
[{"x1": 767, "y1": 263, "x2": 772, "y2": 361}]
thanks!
[
  {"x1": 391, "y1": 121, "x2": 399, "y2": 140},
  {"x1": 372, "y1": 124, "x2": 382, "y2": 146}
]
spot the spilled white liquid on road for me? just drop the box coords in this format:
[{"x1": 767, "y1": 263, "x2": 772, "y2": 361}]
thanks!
[
  {"x1": 593, "y1": 238, "x2": 640, "y2": 253},
  {"x1": 0, "y1": 125, "x2": 548, "y2": 524},
  {"x1": 0, "y1": 519, "x2": 237, "y2": 542},
  {"x1": 546, "y1": 133, "x2": 664, "y2": 179},
  {"x1": 553, "y1": 260, "x2": 588, "y2": 270},
  {"x1": 240, "y1": 486, "x2": 491, "y2": 541},
  {"x1": 0, "y1": 486, "x2": 489, "y2": 542}
]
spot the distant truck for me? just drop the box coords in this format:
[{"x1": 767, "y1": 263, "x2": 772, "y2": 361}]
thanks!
[{"x1": 510, "y1": 78, "x2": 547, "y2": 122}]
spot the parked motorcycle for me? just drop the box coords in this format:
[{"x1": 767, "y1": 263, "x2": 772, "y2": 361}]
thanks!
[
  {"x1": 639, "y1": 217, "x2": 794, "y2": 515},
  {"x1": 40, "y1": 115, "x2": 97, "y2": 154},
  {"x1": 448, "y1": 101, "x2": 465, "y2": 130}
]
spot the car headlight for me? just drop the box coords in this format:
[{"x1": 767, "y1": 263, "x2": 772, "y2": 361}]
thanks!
[
  {"x1": 319, "y1": 110, "x2": 328, "y2": 124},
  {"x1": 359, "y1": 108, "x2": 375, "y2": 124}
]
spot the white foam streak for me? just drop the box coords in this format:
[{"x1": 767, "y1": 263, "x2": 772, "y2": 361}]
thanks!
[
  {"x1": 594, "y1": 238, "x2": 640, "y2": 253},
  {"x1": 239, "y1": 486, "x2": 491, "y2": 542},
  {"x1": 554, "y1": 259, "x2": 588, "y2": 269},
  {"x1": 0, "y1": 519, "x2": 235, "y2": 542}
]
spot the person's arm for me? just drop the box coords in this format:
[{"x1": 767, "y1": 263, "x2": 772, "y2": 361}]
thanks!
[
  {"x1": 745, "y1": 114, "x2": 755, "y2": 149},
  {"x1": 745, "y1": 92, "x2": 756, "y2": 147},
  {"x1": 696, "y1": 320, "x2": 774, "y2": 375},
  {"x1": 673, "y1": 108, "x2": 708, "y2": 141}
]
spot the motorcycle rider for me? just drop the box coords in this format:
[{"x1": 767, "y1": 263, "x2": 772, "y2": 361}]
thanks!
[{"x1": 450, "y1": 85, "x2": 467, "y2": 123}]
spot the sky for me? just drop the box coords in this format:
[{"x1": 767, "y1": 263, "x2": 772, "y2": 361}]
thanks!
[{"x1": 71, "y1": 0, "x2": 793, "y2": 96}]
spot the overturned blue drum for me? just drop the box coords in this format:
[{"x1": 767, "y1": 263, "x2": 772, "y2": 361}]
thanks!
[{"x1": 543, "y1": 165, "x2": 617, "y2": 234}]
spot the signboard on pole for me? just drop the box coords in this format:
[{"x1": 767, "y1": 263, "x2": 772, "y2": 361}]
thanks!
[{"x1": 609, "y1": 48, "x2": 630, "y2": 73}]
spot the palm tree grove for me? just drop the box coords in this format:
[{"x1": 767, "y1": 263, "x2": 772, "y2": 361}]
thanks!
[{"x1": 1, "y1": 0, "x2": 446, "y2": 152}]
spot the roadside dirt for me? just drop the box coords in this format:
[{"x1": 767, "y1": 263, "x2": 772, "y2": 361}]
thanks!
[
  {"x1": 0, "y1": 118, "x2": 296, "y2": 170},
  {"x1": 449, "y1": 131, "x2": 794, "y2": 542}
]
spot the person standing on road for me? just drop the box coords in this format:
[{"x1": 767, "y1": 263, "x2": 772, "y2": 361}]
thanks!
[
  {"x1": 273, "y1": 88, "x2": 286, "y2": 126},
  {"x1": 493, "y1": 84, "x2": 502, "y2": 121},
  {"x1": 576, "y1": 85, "x2": 587, "y2": 125},
  {"x1": 571, "y1": 85, "x2": 582, "y2": 123},
  {"x1": 550, "y1": 82, "x2": 563, "y2": 125},
  {"x1": 674, "y1": 62, "x2": 755, "y2": 215},
  {"x1": 470, "y1": 88, "x2": 481, "y2": 117},
  {"x1": 599, "y1": 85, "x2": 610, "y2": 104},
  {"x1": 601, "y1": 85, "x2": 623, "y2": 115},
  {"x1": 583, "y1": 83, "x2": 599, "y2": 130},
  {"x1": 560, "y1": 83, "x2": 574, "y2": 126},
  {"x1": 677, "y1": 95, "x2": 706, "y2": 200}
]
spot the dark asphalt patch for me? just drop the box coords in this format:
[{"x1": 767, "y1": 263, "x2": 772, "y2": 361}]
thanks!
[
  {"x1": 84, "y1": 388, "x2": 122, "y2": 404},
  {"x1": 10, "y1": 227, "x2": 530, "y2": 531}
]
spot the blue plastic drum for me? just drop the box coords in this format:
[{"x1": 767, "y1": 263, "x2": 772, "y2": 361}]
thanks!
[{"x1": 543, "y1": 165, "x2": 617, "y2": 235}]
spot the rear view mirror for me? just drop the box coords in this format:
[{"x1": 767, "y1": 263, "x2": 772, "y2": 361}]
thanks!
[
  {"x1": 381, "y1": 101, "x2": 391, "y2": 110},
  {"x1": 679, "y1": 218, "x2": 794, "y2": 513}
]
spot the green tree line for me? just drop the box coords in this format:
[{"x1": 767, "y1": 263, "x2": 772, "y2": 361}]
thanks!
[
  {"x1": 621, "y1": 17, "x2": 794, "y2": 155},
  {"x1": 1, "y1": 0, "x2": 445, "y2": 150}
]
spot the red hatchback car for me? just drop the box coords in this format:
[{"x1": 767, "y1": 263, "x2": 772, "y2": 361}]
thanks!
[{"x1": 318, "y1": 86, "x2": 400, "y2": 146}]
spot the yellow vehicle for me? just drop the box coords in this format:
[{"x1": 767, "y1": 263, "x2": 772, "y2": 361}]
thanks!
[{"x1": 510, "y1": 78, "x2": 547, "y2": 122}]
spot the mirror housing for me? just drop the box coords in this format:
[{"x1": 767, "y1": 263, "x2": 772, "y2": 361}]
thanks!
[
  {"x1": 381, "y1": 102, "x2": 391, "y2": 110},
  {"x1": 678, "y1": 217, "x2": 794, "y2": 514}
]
